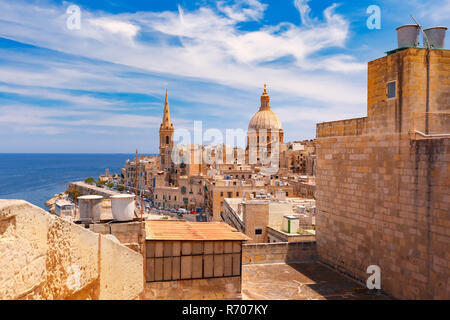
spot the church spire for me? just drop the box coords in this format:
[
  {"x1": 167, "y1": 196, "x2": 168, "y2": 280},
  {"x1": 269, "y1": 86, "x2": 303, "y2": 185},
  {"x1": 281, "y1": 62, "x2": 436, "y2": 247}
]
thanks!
[
  {"x1": 260, "y1": 84, "x2": 270, "y2": 111},
  {"x1": 161, "y1": 89, "x2": 172, "y2": 129}
]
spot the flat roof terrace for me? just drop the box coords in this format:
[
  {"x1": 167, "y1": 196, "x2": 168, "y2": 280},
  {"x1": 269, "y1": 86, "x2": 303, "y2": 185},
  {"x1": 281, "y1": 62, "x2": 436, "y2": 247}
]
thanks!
[{"x1": 241, "y1": 262, "x2": 390, "y2": 300}]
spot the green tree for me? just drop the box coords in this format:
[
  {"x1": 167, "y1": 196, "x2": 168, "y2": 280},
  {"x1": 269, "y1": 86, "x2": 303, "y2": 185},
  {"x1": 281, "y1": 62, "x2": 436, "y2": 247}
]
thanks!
[
  {"x1": 107, "y1": 182, "x2": 114, "y2": 188},
  {"x1": 117, "y1": 185, "x2": 125, "y2": 192},
  {"x1": 84, "y1": 177, "x2": 95, "y2": 184},
  {"x1": 66, "y1": 185, "x2": 82, "y2": 200},
  {"x1": 96, "y1": 180, "x2": 106, "y2": 187}
]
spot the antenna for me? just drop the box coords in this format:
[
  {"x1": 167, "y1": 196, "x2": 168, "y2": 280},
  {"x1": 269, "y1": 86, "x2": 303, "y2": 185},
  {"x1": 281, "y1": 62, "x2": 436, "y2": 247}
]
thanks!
[{"x1": 411, "y1": 15, "x2": 431, "y2": 49}]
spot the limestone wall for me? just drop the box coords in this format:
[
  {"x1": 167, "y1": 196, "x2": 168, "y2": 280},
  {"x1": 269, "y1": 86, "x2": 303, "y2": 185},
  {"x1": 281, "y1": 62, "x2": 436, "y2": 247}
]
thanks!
[
  {"x1": 242, "y1": 241, "x2": 317, "y2": 265},
  {"x1": 316, "y1": 134, "x2": 449, "y2": 299},
  {"x1": 315, "y1": 49, "x2": 450, "y2": 299},
  {"x1": 69, "y1": 181, "x2": 120, "y2": 198},
  {"x1": 143, "y1": 276, "x2": 241, "y2": 300},
  {"x1": 0, "y1": 200, "x2": 143, "y2": 300},
  {"x1": 90, "y1": 221, "x2": 145, "y2": 254}
]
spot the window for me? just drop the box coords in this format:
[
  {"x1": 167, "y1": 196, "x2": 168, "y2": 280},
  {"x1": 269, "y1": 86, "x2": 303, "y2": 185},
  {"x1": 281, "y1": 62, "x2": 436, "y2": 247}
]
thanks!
[
  {"x1": 165, "y1": 136, "x2": 169, "y2": 144},
  {"x1": 255, "y1": 229, "x2": 262, "y2": 235},
  {"x1": 227, "y1": 192, "x2": 232, "y2": 198},
  {"x1": 220, "y1": 192, "x2": 223, "y2": 197},
  {"x1": 387, "y1": 81, "x2": 396, "y2": 99},
  {"x1": 236, "y1": 192, "x2": 239, "y2": 197}
]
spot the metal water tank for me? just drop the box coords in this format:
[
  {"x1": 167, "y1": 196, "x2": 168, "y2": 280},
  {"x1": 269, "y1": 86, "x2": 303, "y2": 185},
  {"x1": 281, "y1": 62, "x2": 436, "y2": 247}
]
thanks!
[
  {"x1": 424, "y1": 27, "x2": 447, "y2": 49},
  {"x1": 396, "y1": 25, "x2": 420, "y2": 48},
  {"x1": 78, "y1": 195, "x2": 103, "y2": 223},
  {"x1": 111, "y1": 194, "x2": 135, "y2": 221}
]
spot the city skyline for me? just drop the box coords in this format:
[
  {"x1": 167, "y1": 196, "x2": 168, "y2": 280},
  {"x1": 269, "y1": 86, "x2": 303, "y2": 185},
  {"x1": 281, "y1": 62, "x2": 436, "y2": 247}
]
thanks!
[{"x1": 0, "y1": 0, "x2": 448, "y2": 153}]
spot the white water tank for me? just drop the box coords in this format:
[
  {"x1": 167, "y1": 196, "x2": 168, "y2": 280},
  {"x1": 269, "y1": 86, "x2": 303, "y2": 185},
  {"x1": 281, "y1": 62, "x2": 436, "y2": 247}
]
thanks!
[
  {"x1": 111, "y1": 194, "x2": 135, "y2": 221},
  {"x1": 78, "y1": 195, "x2": 103, "y2": 223}
]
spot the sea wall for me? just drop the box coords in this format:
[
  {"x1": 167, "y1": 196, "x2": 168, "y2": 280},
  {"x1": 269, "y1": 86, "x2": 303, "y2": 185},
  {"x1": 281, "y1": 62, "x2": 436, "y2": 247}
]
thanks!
[{"x1": 0, "y1": 200, "x2": 143, "y2": 300}]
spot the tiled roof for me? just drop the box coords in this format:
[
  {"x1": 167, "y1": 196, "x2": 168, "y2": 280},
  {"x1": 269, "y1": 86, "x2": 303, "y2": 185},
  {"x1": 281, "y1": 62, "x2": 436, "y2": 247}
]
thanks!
[{"x1": 145, "y1": 220, "x2": 250, "y2": 241}]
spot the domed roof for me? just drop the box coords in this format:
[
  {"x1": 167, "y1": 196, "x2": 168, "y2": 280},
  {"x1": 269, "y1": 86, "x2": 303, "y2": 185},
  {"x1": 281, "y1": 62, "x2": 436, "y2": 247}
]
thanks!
[
  {"x1": 248, "y1": 109, "x2": 282, "y2": 130},
  {"x1": 248, "y1": 85, "x2": 282, "y2": 130}
]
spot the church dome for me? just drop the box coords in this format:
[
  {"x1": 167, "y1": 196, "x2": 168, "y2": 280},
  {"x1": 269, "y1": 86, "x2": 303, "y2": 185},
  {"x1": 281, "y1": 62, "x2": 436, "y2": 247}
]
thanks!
[
  {"x1": 248, "y1": 109, "x2": 282, "y2": 130},
  {"x1": 248, "y1": 85, "x2": 282, "y2": 130}
]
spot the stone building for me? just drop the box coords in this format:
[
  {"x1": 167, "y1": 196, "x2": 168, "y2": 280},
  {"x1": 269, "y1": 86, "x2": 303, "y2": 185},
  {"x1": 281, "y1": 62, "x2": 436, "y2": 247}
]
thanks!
[
  {"x1": 315, "y1": 47, "x2": 449, "y2": 299},
  {"x1": 206, "y1": 177, "x2": 293, "y2": 222},
  {"x1": 222, "y1": 194, "x2": 316, "y2": 243},
  {"x1": 143, "y1": 220, "x2": 250, "y2": 299},
  {"x1": 122, "y1": 154, "x2": 159, "y2": 196},
  {"x1": 279, "y1": 140, "x2": 316, "y2": 174},
  {"x1": 121, "y1": 86, "x2": 316, "y2": 223},
  {"x1": 247, "y1": 85, "x2": 284, "y2": 163},
  {"x1": 159, "y1": 90, "x2": 174, "y2": 172},
  {"x1": 154, "y1": 175, "x2": 207, "y2": 210}
]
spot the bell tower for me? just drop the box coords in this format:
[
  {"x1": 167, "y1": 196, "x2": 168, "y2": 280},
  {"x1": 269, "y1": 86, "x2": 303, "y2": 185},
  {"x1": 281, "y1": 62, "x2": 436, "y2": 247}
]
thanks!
[{"x1": 159, "y1": 90, "x2": 174, "y2": 171}]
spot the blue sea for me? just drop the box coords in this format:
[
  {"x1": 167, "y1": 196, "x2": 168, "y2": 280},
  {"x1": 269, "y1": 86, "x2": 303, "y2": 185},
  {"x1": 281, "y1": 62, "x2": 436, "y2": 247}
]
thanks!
[{"x1": 0, "y1": 154, "x2": 137, "y2": 209}]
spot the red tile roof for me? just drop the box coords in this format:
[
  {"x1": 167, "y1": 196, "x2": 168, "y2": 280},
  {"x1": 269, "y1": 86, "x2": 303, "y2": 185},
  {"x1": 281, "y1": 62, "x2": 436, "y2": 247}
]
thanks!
[{"x1": 145, "y1": 220, "x2": 250, "y2": 241}]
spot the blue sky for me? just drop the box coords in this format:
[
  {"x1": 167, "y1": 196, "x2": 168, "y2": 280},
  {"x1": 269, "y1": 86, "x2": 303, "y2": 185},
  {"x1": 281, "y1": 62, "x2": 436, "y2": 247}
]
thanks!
[{"x1": 0, "y1": 0, "x2": 448, "y2": 153}]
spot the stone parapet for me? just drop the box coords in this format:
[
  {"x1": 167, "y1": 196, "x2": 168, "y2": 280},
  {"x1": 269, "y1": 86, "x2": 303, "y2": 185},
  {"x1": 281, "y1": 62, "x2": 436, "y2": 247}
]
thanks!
[
  {"x1": 242, "y1": 241, "x2": 317, "y2": 265},
  {"x1": 0, "y1": 200, "x2": 143, "y2": 300}
]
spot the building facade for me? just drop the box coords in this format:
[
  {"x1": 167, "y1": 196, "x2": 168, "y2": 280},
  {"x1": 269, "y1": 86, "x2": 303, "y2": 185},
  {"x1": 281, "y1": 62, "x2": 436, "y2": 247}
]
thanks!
[{"x1": 315, "y1": 48, "x2": 450, "y2": 300}]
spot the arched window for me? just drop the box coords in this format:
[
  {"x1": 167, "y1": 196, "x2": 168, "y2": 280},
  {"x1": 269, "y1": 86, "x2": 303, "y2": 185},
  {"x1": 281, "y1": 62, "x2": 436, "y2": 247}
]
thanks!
[{"x1": 165, "y1": 136, "x2": 169, "y2": 144}]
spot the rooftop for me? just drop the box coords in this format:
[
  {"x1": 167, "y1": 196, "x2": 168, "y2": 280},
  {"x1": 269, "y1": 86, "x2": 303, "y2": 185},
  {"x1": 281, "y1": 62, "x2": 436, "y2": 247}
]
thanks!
[
  {"x1": 145, "y1": 220, "x2": 251, "y2": 241},
  {"x1": 241, "y1": 262, "x2": 390, "y2": 300}
]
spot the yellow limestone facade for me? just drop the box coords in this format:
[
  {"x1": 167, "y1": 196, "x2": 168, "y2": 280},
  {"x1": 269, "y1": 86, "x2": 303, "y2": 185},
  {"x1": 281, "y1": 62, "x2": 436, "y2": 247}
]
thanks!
[
  {"x1": 159, "y1": 90, "x2": 174, "y2": 172},
  {"x1": 247, "y1": 84, "x2": 284, "y2": 162},
  {"x1": 315, "y1": 48, "x2": 450, "y2": 300}
]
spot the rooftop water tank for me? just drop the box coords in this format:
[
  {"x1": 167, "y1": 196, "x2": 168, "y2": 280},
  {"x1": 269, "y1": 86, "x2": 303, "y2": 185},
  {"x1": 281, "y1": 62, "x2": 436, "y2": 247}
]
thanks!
[
  {"x1": 423, "y1": 27, "x2": 447, "y2": 49},
  {"x1": 78, "y1": 195, "x2": 103, "y2": 223},
  {"x1": 396, "y1": 25, "x2": 420, "y2": 48},
  {"x1": 111, "y1": 194, "x2": 135, "y2": 221}
]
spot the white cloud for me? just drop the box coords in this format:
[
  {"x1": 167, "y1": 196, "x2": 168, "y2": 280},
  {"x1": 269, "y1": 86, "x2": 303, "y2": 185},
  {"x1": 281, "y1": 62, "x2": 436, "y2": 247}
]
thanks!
[
  {"x1": 0, "y1": 0, "x2": 376, "y2": 149},
  {"x1": 294, "y1": 0, "x2": 316, "y2": 26},
  {"x1": 217, "y1": 0, "x2": 267, "y2": 22},
  {"x1": 88, "y1": 18, "x2": 140, "y2": 38},
  {"x1": 0, "y1": 0, "x2": 365, "y2": 107}
]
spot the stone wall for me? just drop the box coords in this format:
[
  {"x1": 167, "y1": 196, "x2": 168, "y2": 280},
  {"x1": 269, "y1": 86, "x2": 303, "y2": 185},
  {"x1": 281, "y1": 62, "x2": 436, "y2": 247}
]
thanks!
[
  {"x1": 143, "y1": 277, "x2": 241, "y2": 300},
  {"x1": 0, "y1": 200, "x2": 143, "y2": 300},
  {"x1": 242, "y1": 241, "x2": 317, "y2": 265},
  {"x1": 315, "y1": 48, "x2": 450, "y2": 300},
  {"x1": 243, "y1": 201, "x2": 269, "y2": 243},
  {"x1": 90, "y1": 221, "x2": 145, "y2": 254},
  {"x1": 69, "y1": 181, "x2": 120, "y2": 198}
]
